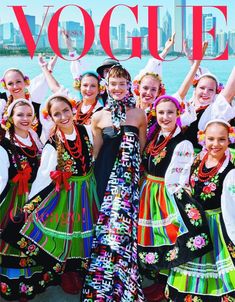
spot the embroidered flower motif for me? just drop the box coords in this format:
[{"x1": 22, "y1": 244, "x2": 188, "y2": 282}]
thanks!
[
  {"x1": 0, "y1": 282, "x2": 11, "y2": 295},
  {"x1": 17, "y1": 237, "x2": 28, "y2": 249},
  {"x1": 184, "y1": 294, "x2": 203, "y2": 302},
  {"x1": 19, "y1": 257, "x2": 33, "y2": 267},
  {"x1": 185, "y1": 203, "x2": 202, "y2": 226},
  {"x1": 26, "y1": 244, "x2": 39, "y2": 256},
  {"x1": 227, "y1": 242, "x2": 235, "y2": 258},
  {"x1": 139, "y1": 252, "x2": 159, "y2": 264},
  {"x1": 53, "y1": 263, "x2": 62, "y2": 273},
  {"x1": 222, "y1": 295, "x2": 235, "y2": 302},
  {"x1": 19, "y1": 283, "x2": 33, "y2": 295},
  {"x1": 165, "y1": 247, "x2": 179, "y2": 261},
  {"x1": 152, "y1": 147, "x2": 167, "y2": 165},
  {"x1": 24, "y1": 196, "x2": 42, "y2": 213},
  {"x1": 186, "y1": 233, "x2": 208, "y2": 251}
]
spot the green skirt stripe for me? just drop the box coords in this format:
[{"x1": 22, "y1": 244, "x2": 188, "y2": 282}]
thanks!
[{"x1": 167, "y1": 208, "x2": 235, "y2": 298}]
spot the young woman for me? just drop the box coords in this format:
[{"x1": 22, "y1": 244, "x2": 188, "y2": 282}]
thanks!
[
  {"x1": 81, "y1": 65, "x2": 147, "y2": 301},
  {"x1": 2, "y1": 93, "x2": 100, "y2": 295},
  {"x1": 1, "y1": 57, "x2": 58, "y2": 139},
  {"x1": 166, "y1": 119, "x2": 235, "y2": 301},
  {"x1": 0, "y1": 99, "x2": 51, "y2": 302},
  {"x1": 183, "y1": 41, "x2": 235, "y2": 152},
  {"x1": 133, "y1": 34, "x2": 175, "y2": 131}
]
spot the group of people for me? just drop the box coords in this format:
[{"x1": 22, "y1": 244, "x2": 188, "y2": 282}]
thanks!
[{"x1": 0, "y1": 33, "x2": 235, "y2": 302}]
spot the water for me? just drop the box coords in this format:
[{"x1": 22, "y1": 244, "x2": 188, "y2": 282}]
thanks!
[{"x1": 1, "y1": 55, "x2": 235, "y2": 97}]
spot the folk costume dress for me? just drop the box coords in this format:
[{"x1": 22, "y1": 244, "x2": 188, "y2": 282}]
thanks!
[
  {"x1": 0, "y1": 130, "x2": 52, "y2": 300},
  {"x1": 183, "y1": 94, "x2": 235, "y2": 153},
  {"x1": 137, "y1": 126, "x2": 213, "y2": 272},
  {"x1": 166, "y1": 151, "x2": 235, "y2": 302},
  {"x1": 81, "y1": 95, "x2": 146, "y2": 301},
  {"x1": 3, "y1": 124, "x2": 99, "y2": 278}
]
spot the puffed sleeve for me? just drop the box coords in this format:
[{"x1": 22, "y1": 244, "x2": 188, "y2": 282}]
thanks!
[
  {"x1": 165, "y1": 140, "x2": 195, "y2": 194},
  {"x1": 0, "y1": 146, "x2": 10, "y2": 194},
  {"x1": 28, "y1": 73, "x2": 48, "y2": 104},
  {"x1": 198, "y1": 94, "x2": 235, "y2": 130},
  {"x1": 221, "y1": 169, "x2": 235, "y2": 245},
  {"x1": 69, "y1": 50, "x2": 86, "y2": 79},
  {"x1": 0, "y1": 98, "x2": 6, "y2": 123},
  {"x1": 28, "y1": 143, "x2": 57, "y2": 199}
]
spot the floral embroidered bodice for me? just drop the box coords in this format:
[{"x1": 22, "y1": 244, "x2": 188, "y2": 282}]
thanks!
[{"x1": 190, "y1": 159, "x2": 234, "y2": 210}]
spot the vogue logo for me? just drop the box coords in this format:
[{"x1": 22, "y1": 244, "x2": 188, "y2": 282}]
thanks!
[{"x1": 7, "y1": 4, "x2": 228, "y2": 61}]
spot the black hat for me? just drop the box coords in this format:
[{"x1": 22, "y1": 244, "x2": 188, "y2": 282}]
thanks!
[{"x1": 96, "y1": 57, "x2": 119, "y2": 77}]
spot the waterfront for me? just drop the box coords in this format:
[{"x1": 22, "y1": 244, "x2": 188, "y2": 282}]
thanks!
[{"x1": 1, "y1": 55, "x2": 235, "y2": 97}]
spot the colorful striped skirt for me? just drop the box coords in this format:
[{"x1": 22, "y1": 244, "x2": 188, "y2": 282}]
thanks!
[
  {"x1": 138, "y1": 174, "x2": 212, "y2": 271},
  {"x1": 166, "y1": 208, "x2": 235, "y2": 301},
  {"x1": 18, "y1": 170, "x2": 99, "y2": 271}
]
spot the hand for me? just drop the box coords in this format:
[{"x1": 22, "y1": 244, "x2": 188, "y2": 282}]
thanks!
[
  {"x1": 202, "y1": 41, "x2": 208, "y2": 57},
  {"x1": 164, "y1": 32, "x2": 175, "y2": 50},
  {"x1": 48, "y1": 55, "x2": 58, "y2": 72},
  {"x1": 183, "y1": 39, "x2": 192, "y2": 59},
  {"x1": 61, "y1": 28, "x2": 74, "y2": 52},
  {"x1": 38, "y1": 53, "x2": 48, "y2": 68}
]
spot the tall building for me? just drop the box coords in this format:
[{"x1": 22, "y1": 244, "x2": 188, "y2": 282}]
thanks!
[
  {"x1": 162, "y1": 10, "x2": 172, "y2": 45},
  {"x1": 174, "y1": 0, "x2": 186, "y2": 52},
  {"x1": 110, "y1": 26, "x2": 118, "y2": 40},
  {"x1": 2, "y1": 22, "x2": 14, "y2": 43},
  {"x1": 26, "y1": 15, "x2": 36, "y2": 36},
  {"x1": 140, "y1": 27, "x2": 148, "y2": 49},
  {"x1": 42, "y1": 12, "x2": 54, "y2": 34},
  {"x1": 217, "y1": 30, "x2": 228, "y2": 54},
  {"x1": 186, "y1": 13, "x2": 193, "y2": 48},
  {"x1": 118, "y1": 23, "x2": 125, "y2": 49},
  {"x1": 229, "y1": 31, "x2": 235, "y2": 54},
  {"x1": 203, "y1": 14, "x2": 216, "y2": 55}
]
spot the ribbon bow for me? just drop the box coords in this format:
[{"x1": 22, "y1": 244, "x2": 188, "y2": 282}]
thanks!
[
  {"x1": 50, "y1": 170, "x2": 72, "y2": 192},
  {"x1": 12, "y1": 166, "x2": 32, "y2": 195}
]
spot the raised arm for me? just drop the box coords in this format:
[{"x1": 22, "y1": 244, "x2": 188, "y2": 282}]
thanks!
[
  {"x1": 160, "y1": 32, "x2": 175, "y2": 59},
  {"x1": 177, "y1": 41, "x2": 208, "y2": 100},
  {"x1": 39, "y1": 55, "x2": 61, "y2": 93},
  {"x1": 221, "y1": 66, "x2": 235, "y2": 103}
]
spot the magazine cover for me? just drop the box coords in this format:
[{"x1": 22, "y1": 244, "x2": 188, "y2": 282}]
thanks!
[{"x1": 0, "y1": 1, "x2": 235, "y2": 302}]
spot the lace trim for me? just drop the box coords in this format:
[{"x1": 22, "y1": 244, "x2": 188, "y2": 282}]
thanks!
[{"x1": 139, "y1": 214, "x2": 179, "y2": 227}]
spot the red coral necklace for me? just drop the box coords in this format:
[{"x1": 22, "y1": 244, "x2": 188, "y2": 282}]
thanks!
[
  {"x1": 146, "y1": 126, "x2": 176, "y2": 156},
  {"x1": 75, "y1": 100, "x2": 97, "y2": 125},
  {"x1": 13, "y1": 132, "x2": 38, "y2": 158},
  {"x1": 198, "y1": 153, "x2": 226, "y2": 182}
]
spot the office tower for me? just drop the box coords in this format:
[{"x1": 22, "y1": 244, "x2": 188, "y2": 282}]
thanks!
[
  {"x1": 229, "y1": 31, "x2": 235, "y2": 54},
  {"x1": 203, "y1": 14, "x2": 216, "y2": 55},
  {"x1": 174, "y1": 0, "x2": 186, "y2": 52},
  {"x1": 26, "y1": 15, "x2": 36, "y2": 36},
  {"x1": 118, "y1": 23, "x2": 126, "y2": 49},
  {"x1": 162, "y1": 10, "x2": 172, "y2": 44},
  {"x1": 217, "y1": 30, "x2": 228, "y2": 54},
  {"x1": 2, "y1": 22, "x2": 14, "y2": 43}
]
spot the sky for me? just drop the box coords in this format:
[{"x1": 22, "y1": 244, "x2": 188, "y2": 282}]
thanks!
[{"x1": 0, "y1": 0, "x2": 234, "y2": 32}]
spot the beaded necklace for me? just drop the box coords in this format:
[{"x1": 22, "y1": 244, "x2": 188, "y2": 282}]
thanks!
[
  {"x1": 146, "y1": 126, "x2": 177, "y2": 156},
  {"x1": 13, "y1": 132, "x2": 38, "y2": 158},
  {"x1": 198, "y1": 152, "x2": 226, "y2": 182},
  {"x1": 75, "y1": 100, "x2": 97, "y2": 125}
]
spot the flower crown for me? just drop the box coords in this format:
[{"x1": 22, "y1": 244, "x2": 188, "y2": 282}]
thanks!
[
  {"x1": 1, "y1": 75, "x2": 30, "y2": 89},
  {"x1": 192, "y1": 73, "x2": 223, "y2": 94},
  {"x1": 198, "y1": 124, "x2": 235, "y2": 146},
  {"x1": 73, "y1": 72, "x2": 106, "y2": 95},
  {"x1": 133, "y1": 72, "x2": 166, "y2": 97},
  {"x1": 42, "y1": 97, "x2": 77, "y2": 120}
]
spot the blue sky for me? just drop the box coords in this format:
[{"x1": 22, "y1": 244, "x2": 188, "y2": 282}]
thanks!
[{"x1": 0, "y1": 0, "x2": 234, "y2": 32}]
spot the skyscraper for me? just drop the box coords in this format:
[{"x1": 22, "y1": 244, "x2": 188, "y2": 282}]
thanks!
[
  {"x1": 174, "y1": 0, "x2": 186, "y2": 52},
  {"x1": 118, "y1": 23, "x2": 125, "y2": 49},
  {"x1": 26, "y1": 15, "x2": 36, "y2": 36},
  {"x1": 203, "y1": 14, "x2": 216, "y2": 55},
  {"x1": 162, "y1": 10, "x2": 172, "y2": 45}
]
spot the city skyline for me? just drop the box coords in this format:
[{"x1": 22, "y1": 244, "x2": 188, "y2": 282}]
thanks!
[{"x1": 0, "y1": 0, "x2": 234, "y2": 56}]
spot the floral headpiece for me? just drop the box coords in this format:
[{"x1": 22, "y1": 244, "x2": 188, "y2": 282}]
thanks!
[
  {"x1": 133, "y1": 72, "x2": 166, "y2": 98},
  {"x1": 197, "y1": 119, "x2": 235, "y2": 146},
  {"x1": 192, "y1": 72, "x2": 223, "y2": 94},
  {"x1": 73, "y1": 71, "x2": 106, "y2": 95},
  {"x1": 1, "y1": 98, "x2": 35, "y2": 131},
  {"x1": 153, "y1": 94, "x2": 184, "y2": 127},
  {"x1": 42, "y1": 93, "x2": 77, "y2": 120},
  {"x1": 1, "y1": 68, "x2": 30, "y2": 89}
]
